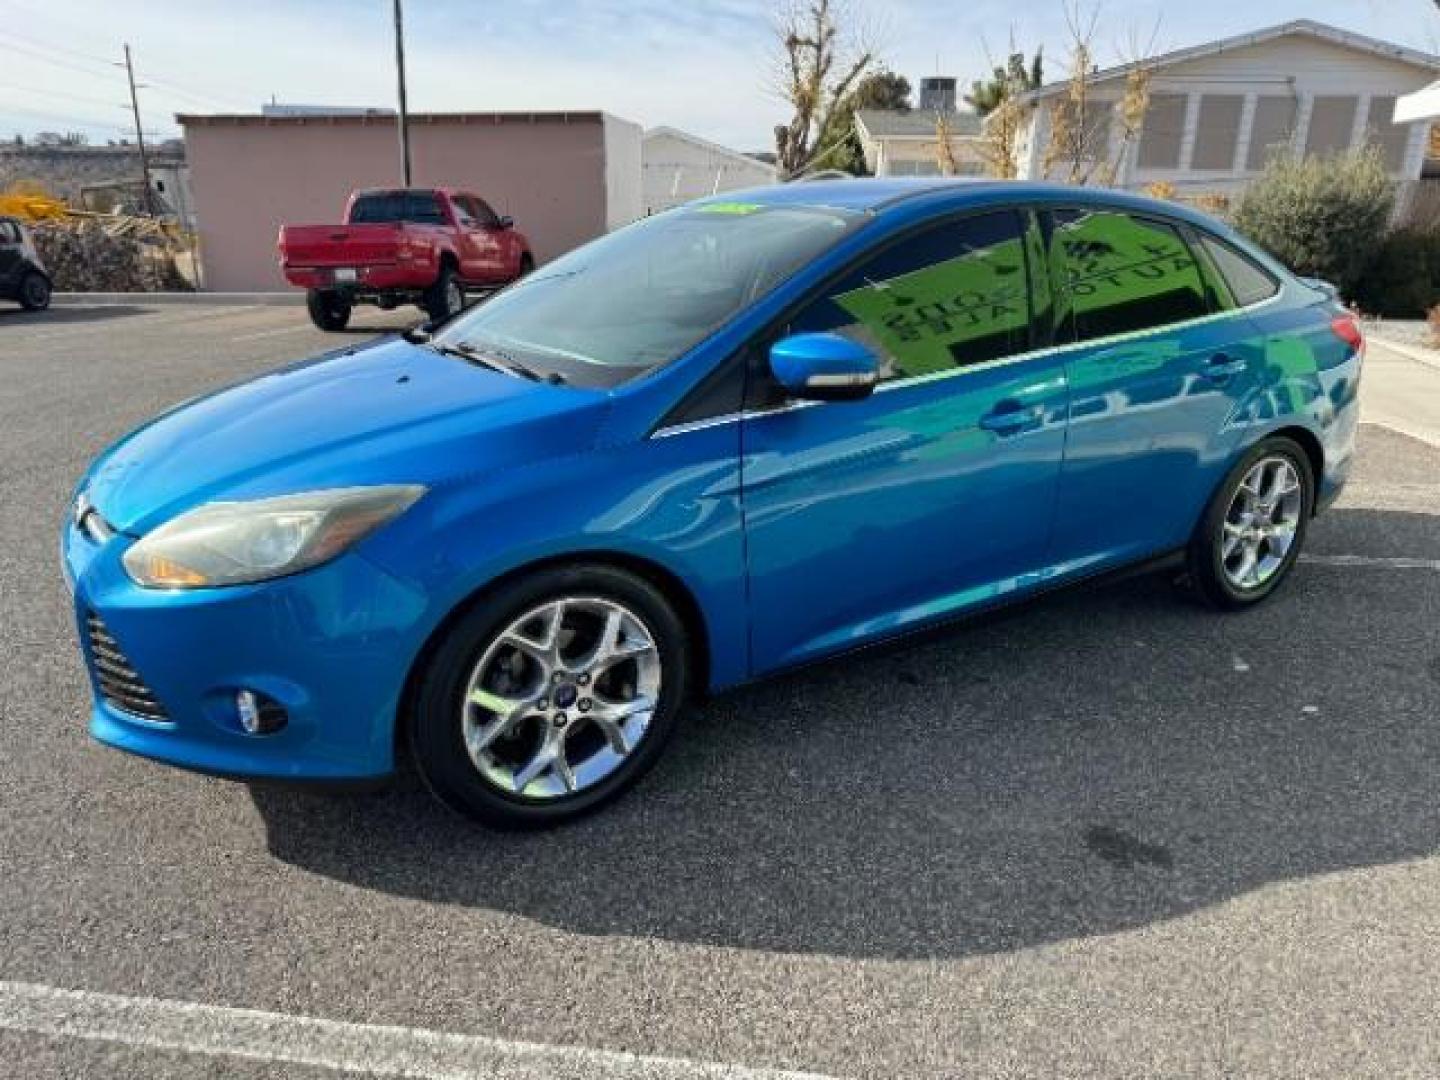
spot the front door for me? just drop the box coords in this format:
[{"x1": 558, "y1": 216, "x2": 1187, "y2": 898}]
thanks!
[
  {"x1": 742, "y1": 209, "x2": 1071, "y2": 673},
  {"x1": 1041, "y1": 208, "x2": 1264, "y2": 569},
  {"x1": 452, "y1": 195, "x2": 506, "y2": 282}
]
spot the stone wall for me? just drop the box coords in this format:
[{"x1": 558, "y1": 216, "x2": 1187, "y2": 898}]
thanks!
[{"x1": 0, "y1": 146, "x2": 184, "y2": 203}]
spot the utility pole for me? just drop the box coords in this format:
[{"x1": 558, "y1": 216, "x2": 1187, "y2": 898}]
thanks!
[
  {"x1": 393, "y1": 0, "x2": 412, "y2": 186},
  {"x1": 119, "y1": 43, "x2": 157, "y2": 216}
]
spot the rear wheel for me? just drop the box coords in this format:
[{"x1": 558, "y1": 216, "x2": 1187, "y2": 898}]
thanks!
[
  {"x1": 305, "y1": 289, "x2": 351, "y2": 331},
  {"x1": 18, "y1": 271, "x2": 50, "y2": 311},
  {"x1": 1186, "y1": 436, "x2": 1313, "y2": 610},
  {"x1": 424, "y1": 265, "x2": 464, "y2": 323},
  {"x1": 518, "y1": 252, "x2": 535, "y2": 278},
  {"x1": 408, "y1": 565, "x2": 691, "y2": 828}
]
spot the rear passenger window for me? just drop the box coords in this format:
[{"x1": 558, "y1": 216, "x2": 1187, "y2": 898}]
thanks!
[
  {"x1": 1196, "y1": 233, "x2": 1280, "y2": 308},
  {"x1": 787, "y1": 211, "x2": 1032, "y2": 381},
  {"x1": 1051, "y1": 209, "x2": 1209, "y2": 343}
]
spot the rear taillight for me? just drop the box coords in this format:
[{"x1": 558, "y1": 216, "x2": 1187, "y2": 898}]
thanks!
[{"x1": 1331, "y1": 313, "x2": 1364, "y2": 356}]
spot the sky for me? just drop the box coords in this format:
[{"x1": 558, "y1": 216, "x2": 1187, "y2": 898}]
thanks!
[{"x1": 1, "y1": 0, "x2": 1438, "y2": 153}]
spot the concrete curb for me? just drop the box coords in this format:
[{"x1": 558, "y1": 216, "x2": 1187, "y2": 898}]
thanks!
[
  {"x1": 1365, "y1": 333, "x2": 1440, "y2": 375},
  {"x1": 53, "y1": 292, "x2": 301, "y2": 307}
]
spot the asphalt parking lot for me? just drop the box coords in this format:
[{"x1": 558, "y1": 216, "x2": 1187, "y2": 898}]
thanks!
[{"x1": 1, "y1": 302, "x2": 1437, "y2": 1078}]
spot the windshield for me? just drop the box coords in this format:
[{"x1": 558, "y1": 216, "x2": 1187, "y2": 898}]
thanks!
[{"x1": 432, "y1": 202, "x2": 865, "y2": 387}]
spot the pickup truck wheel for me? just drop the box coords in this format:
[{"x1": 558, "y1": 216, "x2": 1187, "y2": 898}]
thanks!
[
  {"x1": 18, "y1": 271, "x2": 51, "y2": 311},
  {"x1": 425, "y1": 266, "x2": 464, "y2": 323},
  {"x1": 306, "y1": 289, "x2": 351, "y2": 331},
  {"x1": 518, "y1": 253, "x2": 535, "y2": 278}
]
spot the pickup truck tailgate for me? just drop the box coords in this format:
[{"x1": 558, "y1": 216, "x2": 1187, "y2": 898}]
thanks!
[{"x1": 279, "y1": 223, "x2": 402, "y2": 267}]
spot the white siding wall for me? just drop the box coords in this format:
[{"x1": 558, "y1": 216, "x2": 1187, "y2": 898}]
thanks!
[
  {"x1": 642, "y1": 131, "x2": 777, "y2": 216},
  {"x1": 602, "y1": 115, "x2": 644, "y2": 230},
  {"x1": 871, "y1": 137, "x2": 987, "y2": 177},
  {"x1": 1015, "y1": 32, "x2": 1435, "y2": 195}
]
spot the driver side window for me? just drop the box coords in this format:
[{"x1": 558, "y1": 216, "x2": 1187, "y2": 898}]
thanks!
[{"x1": 787, "y1": 210, "x2": 1033, "y2": 383}]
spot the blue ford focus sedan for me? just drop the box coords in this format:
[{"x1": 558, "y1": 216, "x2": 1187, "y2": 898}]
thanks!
[{"x1": 64, "y1": 180, "x2": 1363, "y2": 826}]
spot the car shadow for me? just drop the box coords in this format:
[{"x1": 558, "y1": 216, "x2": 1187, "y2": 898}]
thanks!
[
  {"x1": 248, "y1": 506, "x2": 1440, "y2": 961},
  {"x1": 0, "y1": 304, "x2": 150, "y2": 324}
]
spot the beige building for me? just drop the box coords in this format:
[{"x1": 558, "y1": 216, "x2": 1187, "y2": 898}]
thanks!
[
  {"x1": 1006, "y1": 20, "x2": 1439, "y2": 198},
  {"x1": 179, "y1": 111, "x2": 643, "y2": 292}
]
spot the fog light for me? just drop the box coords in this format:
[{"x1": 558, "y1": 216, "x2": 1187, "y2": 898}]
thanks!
[{"x1": 236, "y1": 689, "x2": 288, "y2": 735}]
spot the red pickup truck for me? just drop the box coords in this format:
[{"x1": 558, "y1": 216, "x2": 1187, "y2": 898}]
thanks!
[{"x1": 278, "y1": 188, "x2": 533, "y2": 331}]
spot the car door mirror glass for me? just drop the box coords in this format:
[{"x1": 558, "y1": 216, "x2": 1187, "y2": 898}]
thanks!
[{"x1": 769, "y1": 332, "x2": 880, "y2": 402}]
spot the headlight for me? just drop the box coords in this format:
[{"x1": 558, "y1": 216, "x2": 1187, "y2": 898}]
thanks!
[{"x1": 122, "y1": 485, "x2": 425, "y2": 589}]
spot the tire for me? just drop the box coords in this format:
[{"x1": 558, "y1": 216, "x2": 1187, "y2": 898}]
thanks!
[
  {"x1": 424, "y1": 264, "x2": 464, "y2": 323},
  {"x1": 518, "y1": 252, "x2": 535, "y2": 278},
  {"x1": 408, "y1": 564, "x2": 691, "y2": 828},
  {"x1": 305, "y1": 289, "x2": 351, "y2": 331},
  {"x1": 18, "y1": 271, "x2": 51, "y2": 311},
  {"x1": 1186, "y1": 436, "x2": 1314, "y2": 610}
]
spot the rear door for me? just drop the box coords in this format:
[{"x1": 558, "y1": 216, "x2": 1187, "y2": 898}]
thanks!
[
  {"x1": 741, "y1": 209, "x2": 1071, "y2": 672},
  {"x1": 1043, "y1": 206, "x2": 1265, "y2": 569}
]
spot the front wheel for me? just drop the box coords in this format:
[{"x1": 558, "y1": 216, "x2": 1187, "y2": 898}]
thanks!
[
  {"x1": 305, "y1": 289, "x2": 351, "y2": 331},
  {"x1": 18, "y1": 271, "x2": 51, "y2": 311},
  {"x1": 1186, "y1": 437, "x2": 1313, "y2": 610},
  {"x1": 408, "y1": 565, "x2": 691, "y2": 828}
]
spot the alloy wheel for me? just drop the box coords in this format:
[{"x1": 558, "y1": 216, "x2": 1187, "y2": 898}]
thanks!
[
  {"x1": 1220, "y1": 456, "x2": 1303, "y2": 590},
  {"x1": 461, "y1": 597, "x2": 661, "y2": 799}
]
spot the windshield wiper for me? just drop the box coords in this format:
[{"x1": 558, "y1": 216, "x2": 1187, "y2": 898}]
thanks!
[{"x1": 427, "y1": 340, "x2": 566, "y2": 384}]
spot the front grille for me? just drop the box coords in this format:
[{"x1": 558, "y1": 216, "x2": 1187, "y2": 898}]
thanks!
[{"x1": 84, "y1": 612, "x2": 169, "y2": 721}]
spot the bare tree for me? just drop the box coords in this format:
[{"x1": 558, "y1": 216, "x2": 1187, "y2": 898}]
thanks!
[
  {"x1": 1042, "y1": 2, "x2": 1160, "y2": 187},
  {"x1": 773, "y1": 0, "x2": 875, "y2": 178},
  {"x1": 1041, "y1": 1, "x2": 1101, "y2": 184},
  {"x1": 978, "y1": 32, "x2": 1043, "y2": 179}
]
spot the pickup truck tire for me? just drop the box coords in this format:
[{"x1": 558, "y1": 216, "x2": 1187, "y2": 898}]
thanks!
[
  {"x1": 519, "y1": 253, "x2": 535, "y2": 277},
  {"x1": 306, "y1": 289, "x2": 351, "y2": 332},
  {"x1": 425, "y1": 266, "x2": 464, "y2": 323}
]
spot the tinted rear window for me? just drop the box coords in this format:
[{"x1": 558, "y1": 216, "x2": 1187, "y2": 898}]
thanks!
[
  {"x1": 1197, "y1": 233, "x2": 1280, "y2": 308},
  {"x1": 1051, "y1": 209, "x2": 1210, "y2": 343},
  {"x1": 350, "y1": 192, "x2": 446, "y2": 225}
]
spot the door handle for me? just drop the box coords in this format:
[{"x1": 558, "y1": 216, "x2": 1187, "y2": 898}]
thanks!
[
  {"x1": 979, "y1": 402, "x2": 1044, "y2": 434},
  {"x1": 1200, "y1": 353, "x2": 1247, "y2": 380}
]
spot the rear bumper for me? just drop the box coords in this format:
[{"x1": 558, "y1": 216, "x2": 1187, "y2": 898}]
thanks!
[{"x1": 282, "y1": 263, "x2": 434, "y2": 292}]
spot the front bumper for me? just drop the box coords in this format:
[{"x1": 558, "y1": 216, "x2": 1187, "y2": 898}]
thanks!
[{"x1": 63, "y1": 516, "x2": 433, "y2": 782}]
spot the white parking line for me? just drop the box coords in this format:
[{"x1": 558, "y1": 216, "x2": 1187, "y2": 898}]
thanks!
[
  {"x1": 0, "y1": 981, "x2": 833, "y2": 1080},
  {"x1": 1301, "y1": 554, "x2": 1440, "y2": 571}
]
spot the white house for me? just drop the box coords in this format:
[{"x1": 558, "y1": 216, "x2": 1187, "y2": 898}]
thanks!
[
  {"x1": 1004, "y1": 20, "x2": 1439, "y2": 198},
  {"x1": 641, "y1": 126, "x2": 778, "y2": 216},
  {"x1": 854, "y1": 76, "x2": 987, "y2": 177},
  {"x1": 854, "y1": 109, "x2": 986, "y2": 177}
]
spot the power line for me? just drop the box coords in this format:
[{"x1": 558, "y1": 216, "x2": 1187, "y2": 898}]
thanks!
[
  {"x1": 0, "y1": 30, "x2": 248, "y2": 113},
  {"x1": 0, "y1": 81, "x2": 128, "y2": 111}
]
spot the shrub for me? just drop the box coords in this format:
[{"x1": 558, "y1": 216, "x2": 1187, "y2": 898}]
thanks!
[
  {"x1": 1234, "y1": 148, "x2": 1395, "y2": 301},
  {"x1": 1350, "y1": 228, "x2": 1440, "y2": 318}
]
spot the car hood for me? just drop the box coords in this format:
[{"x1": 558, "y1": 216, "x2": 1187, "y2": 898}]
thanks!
[{"x1": 81, "y1": 337, "x2": 609, "y2": 534}]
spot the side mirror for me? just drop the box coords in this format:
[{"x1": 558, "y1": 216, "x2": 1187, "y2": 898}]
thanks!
[
  {"x1": 496, "y1": 215, "x2": 514, "y2": 230},
  {"x1": 769, "y1": 332, "x2": 880, "y2": 402}
]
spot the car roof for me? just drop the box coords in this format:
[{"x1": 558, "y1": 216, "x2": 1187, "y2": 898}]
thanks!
[{"x1": 692, "y1": 178, "x2": 1229, "y2": 233}]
